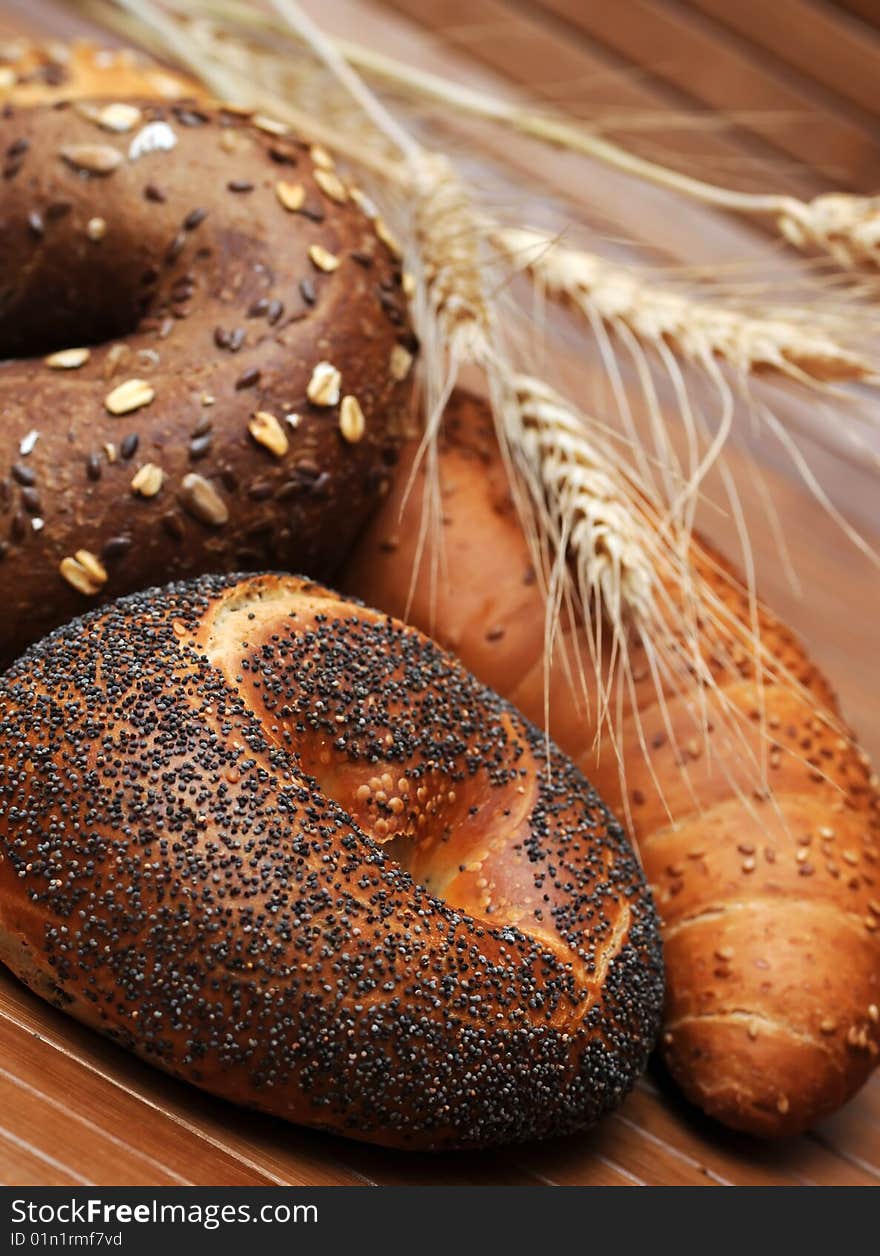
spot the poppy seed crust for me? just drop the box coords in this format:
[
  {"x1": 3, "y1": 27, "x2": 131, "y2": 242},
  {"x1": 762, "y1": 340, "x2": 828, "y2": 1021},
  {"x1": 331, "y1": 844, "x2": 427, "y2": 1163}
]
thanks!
[{"x1": 0, "y1": 572, "x2": 663, "y2": 1148}]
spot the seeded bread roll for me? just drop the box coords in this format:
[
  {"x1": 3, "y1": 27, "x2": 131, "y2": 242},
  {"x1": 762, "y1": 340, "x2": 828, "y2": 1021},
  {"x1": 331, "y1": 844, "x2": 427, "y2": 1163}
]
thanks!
[
  {"x1": 345, "y1": 391, "x2": 880, "y2": 1137},
  {"x1": 0, "y1": 93, "x2": 415, "y2": 662},
  {"x1": 0, "y1": 572, "x2": 663, "y2": 1148},
  {"x1": 0, "y1": 37, "x2": 195, "y2": 105}
]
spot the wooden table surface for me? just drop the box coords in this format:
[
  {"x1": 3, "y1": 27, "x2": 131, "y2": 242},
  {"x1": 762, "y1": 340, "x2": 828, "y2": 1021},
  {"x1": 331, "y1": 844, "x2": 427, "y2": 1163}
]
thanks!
[{"x1": 1, "y1": 0, "x2": 879, "y2": 1186}]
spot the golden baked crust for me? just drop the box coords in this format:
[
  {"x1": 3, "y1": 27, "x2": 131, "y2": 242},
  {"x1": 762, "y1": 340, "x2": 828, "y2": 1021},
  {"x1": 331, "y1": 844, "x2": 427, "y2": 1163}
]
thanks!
[
  {"x1": 0, "y1": 97, "x2": 414, "y2": 661},
  {"x1": 0, "y1": 572, "x2": 663, "y2": 1148},
  {"x1": 345, "y1": 390, "x2": 880, "y2": 1136},
  {"x1": 0, "y1": 37, "x2": 196, "y2": 105}
]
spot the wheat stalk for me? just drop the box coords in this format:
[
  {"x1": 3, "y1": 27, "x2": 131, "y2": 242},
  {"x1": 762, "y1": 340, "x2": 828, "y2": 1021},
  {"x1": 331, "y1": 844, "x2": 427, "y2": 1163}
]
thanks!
[
  {"x1": 104, "y1": 0, "x2": 880, "y2": 280},
  {"x1": 397, "y1": 154, "x2": 781, "y2": 820},
  {"x1": 82, "y1": 0, "x2": 404, "y2": 178},
  {"x1": 262, "y1": 0, "x2": 667, "y2": 643},
  {"x1": 152, "y1": 0, "x2": 880, "y2": 274},
  {"x1": 75, "y1": 1, "x2": 878, "y2": 570},
  {"x1": 495, "y1": 226, "x2": 878, "y2": 386},
  {"x1": 409, "y1": 153, "x2": 498, "y2": 375}
]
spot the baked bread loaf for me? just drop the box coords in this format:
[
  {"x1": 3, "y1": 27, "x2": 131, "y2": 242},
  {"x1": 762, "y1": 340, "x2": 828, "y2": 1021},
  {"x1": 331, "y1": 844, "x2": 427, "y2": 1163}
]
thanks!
[
  {"x1": 345, "y1": 391, "x2": 880, "y2": 1137},
  {"x1": 0, "y1": 37, "x2": 195, "y2": 105},
  {"x1": 0, "y1": 83, "x2": 414, "y2": 662},
  {"x1": 0, "y1": 571, "x2": 663, "y2": 1149}
]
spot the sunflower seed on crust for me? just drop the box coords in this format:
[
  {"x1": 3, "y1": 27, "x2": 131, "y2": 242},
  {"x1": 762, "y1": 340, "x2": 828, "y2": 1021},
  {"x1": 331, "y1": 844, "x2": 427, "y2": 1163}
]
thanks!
[
  {"x1": 339, "y1": 395, "x2": 366, "y2": 443},
  {"x1": 105, "y1": 379, "x2": 155, "y2": 415},
  {"x1": 128, "y1": 121, "x2": 177, "y2": 161},
  {"x1": 314, "y1": 168, "x2": 347, "y2": 204},
  {"x1": 73, "y1": 549, "x2": 107, "y2": 584},
  {"x1": 275, "y1": 180, "x2": 305, "y2": 212},
  {"x1": 130, "y1": 463, "x2": 164, "y2": 497},
  {"x1": 308, "y1": 243, "x2": 340, "y2": 273},
  {"x1": 60, "y1": 143, "x2": 123, "y2": 175},
  {"x1": 45, "y1": 347, "x2": 90, "y2": 369},
  {"x1": 309, "y1": 144, "x2": 333, "y2": 170},
  {"x1": 389, "y1": 344, "x2": 414, "y2": 381},
  {"x1": 60, "y1": 550, "x2": 107, "y2": 595},
  {"x1": 180, "y1": 473, "x2": 228, "y2": 526},
  {"x1": 94, "y1": 102, "x2": 142, "y2": 133},
  {"x1": 249, "y1": 411, "x2": 289, "y2": 458},
  {"x1": 307, "y1": 361, "x2": 341, "y2": 407}
]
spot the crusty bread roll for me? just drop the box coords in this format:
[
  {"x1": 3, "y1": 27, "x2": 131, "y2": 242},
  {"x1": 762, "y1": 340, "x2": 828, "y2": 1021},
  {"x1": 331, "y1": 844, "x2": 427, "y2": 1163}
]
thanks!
[
  {"x1": 345, "y1": 391, "x2": 880, "y2": 1137},
  {"x1": 0, "y1": 57, "x2": 414, "y2": 662},
  {"x1": 0, "y1": 571, "x2": 663, "y2": 1149},
  {"x1": 0, "y1": 36, "x2": 195, "y2": 105}
]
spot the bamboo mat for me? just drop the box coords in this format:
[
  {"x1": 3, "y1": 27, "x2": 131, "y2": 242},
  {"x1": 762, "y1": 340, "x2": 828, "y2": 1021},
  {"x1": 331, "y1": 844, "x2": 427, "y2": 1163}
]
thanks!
[{"x1": 1, "y1": 0, "x2": 879, "y2": 1186}]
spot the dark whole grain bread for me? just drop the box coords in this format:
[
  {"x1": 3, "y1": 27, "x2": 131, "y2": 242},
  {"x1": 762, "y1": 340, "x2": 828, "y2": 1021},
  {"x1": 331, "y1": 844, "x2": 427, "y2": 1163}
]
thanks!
[
  {"x1": 0, "y1": 92, "x2": 415, "y2": 662},
  {"x1": 0, "y1": 571, "x2": 663, "y2": 1148}
]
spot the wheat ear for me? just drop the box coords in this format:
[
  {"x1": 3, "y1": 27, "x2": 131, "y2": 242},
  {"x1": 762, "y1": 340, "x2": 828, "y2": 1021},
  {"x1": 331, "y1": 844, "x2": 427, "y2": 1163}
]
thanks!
[
  {"x1": 496, "y1": 226, "x2": 878, "y2": 387},
  {"x1": 402, "y1": 154, "x2": 758, "y2": 818},
  {"x1": 495, "y1": 224, "x2": 880, "y2": 558},
  {"x1": 778, "y1": 195, "x2": 880, "y2": 271},
  {"x1": 503, "y1": 377, "x2": 656, "y2": 629}
]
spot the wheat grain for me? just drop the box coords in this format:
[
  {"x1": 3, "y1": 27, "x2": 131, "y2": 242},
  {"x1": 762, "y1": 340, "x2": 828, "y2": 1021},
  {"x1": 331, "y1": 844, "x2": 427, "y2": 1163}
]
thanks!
[
  {"x1": 502, "y1": 376, "x2": 656, "y2": 629},
  {"x1": 410, "y1": 153, "x2": 496, "y2": 368},
  {"x1": 778, "y1": 194, "x2": 880, "y2": 271},
  {"x1": 496, "y1": 226, "x2": 876, "y2": 385},
  {"x1": 400, "y1": 156, "x2": 660, "y2": 630}
]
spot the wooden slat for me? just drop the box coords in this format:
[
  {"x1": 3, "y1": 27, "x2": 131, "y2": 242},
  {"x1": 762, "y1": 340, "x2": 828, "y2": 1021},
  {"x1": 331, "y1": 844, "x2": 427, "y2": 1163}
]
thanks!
[
  {"x1": 0, "y1": 1065, "x2": 187, "y2": 1187},
  {"x1": 638, "y1": 1078, "x2": 880, "y2": 1185},
  {"x1": 0, "y1": 1129, "x2": 84, "y2": 1188},
  {"x1": 381, "y1": 0, "x2": 826, "y2": 199},
  {"x1": 517, "y1": 1150, "x2": 645, "y2": 1186},
  {"x1": 624, "y1": 1086, "x2": 803, "y2": 1185},
  {"x1": 815, "y1": 1108, "x2": 880, "y2": 1178},
  {"x1": 525, "y1": 1113, "x2": 723, "y2": 1186},
  {"x1": 340, "y1": 1144, "x2": 540, "y2": 1186},
  {"x1": 832, "y1": 0, "x2": 880, "y2": 35},
  {"x1": 0, "y1": 977, "x2": 369, "y2": 1186},
  {"x1": 687, "y1": 0, "x2": 880, "y2": 119},
  {"x1": 1, "y1": 1021, "x2": 223, "y2": 1186},
  {"x1": 532, "y1": 0, "x2": 880, "y2": 188}
]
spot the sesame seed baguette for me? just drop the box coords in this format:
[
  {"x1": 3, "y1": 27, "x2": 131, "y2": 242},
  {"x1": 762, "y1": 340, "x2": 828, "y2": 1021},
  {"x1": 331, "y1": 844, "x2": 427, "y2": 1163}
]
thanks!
[
  {"x1": 0, "y1": 571, "x2": 663, "y2": 1149},
  {"x1": 0, "y1": 90, "x2": 414, "y2": 662},
  {"x1": 344, "y1": 391, "x2": 880, "y2": 1137}
]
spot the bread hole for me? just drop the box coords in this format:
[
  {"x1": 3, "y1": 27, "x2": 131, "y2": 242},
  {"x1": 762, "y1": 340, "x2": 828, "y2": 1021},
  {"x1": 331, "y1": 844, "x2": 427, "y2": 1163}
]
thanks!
[
  {"x1": 0, "y1": 244, "x2": 159, "y2": 358},
  {"x1": 198, "y1": 578, "x2": 534, "y2": 927}
]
